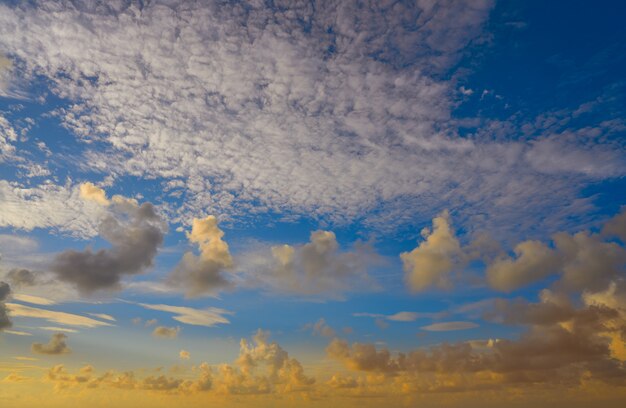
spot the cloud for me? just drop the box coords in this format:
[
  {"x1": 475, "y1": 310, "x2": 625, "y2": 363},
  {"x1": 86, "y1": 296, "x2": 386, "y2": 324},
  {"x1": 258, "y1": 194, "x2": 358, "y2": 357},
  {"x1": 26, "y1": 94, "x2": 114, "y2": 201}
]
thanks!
[
  {"x1": 137, "y1": 303, "x2": 231, "y2": 328},
  {"x1": 40, "y1": 331, "x2": 312, "y2": 396},
  {"x1": 215, "y1": 329, "x2": 314, "y2": 394},
  {"x1": 40, "y1": 326, "x2": 78, "y2": 333},
  {"x1": 245, "y1": 230, "x2": 381, "y2": 297},
  {"x1": 79, "y1": 182, "x2": 110, "y2": 206},
  {"x1": 2, "y1": 0, "x2": 603, "y2": 238},
  {"x1": 179, "y1": 350, "x2": 190, "y2": 360},
  {"x1": 0, "y1": 281, "x2": 12, "y2": 330},
  {"x1": 420, "y1": 321, "x2": 479, "y2": 331},
  {"x1": 401, "y1": 211, "x2": 462, "y2": 292},
  {"x1": 5, "y1": 303, "x2": 112, "y2": 328},
  {"x1": 485, "y1": 209, "x2": 626, "y2": 292},
  {"x1": 603, "y1": 207, "x2": 626, "y2": 242},
  {"x1": 0, "y1": 235, "x2": 38, "y2": 254},
  {"x1": 11, "y1": 294, "x2": 56, "y2": 306},
  {"x1": 167, "y1": 216, "x2": 234, "y2": 297},
  {"x1": 5, "y1": 268, "x2": 38, "y2": 288},
  {"x1": 307, "y1": 318, "x2": 335, "y2": 337},
  {"x1": 88, "y1": 313, "x2": 115, "y2": 322},
  {"x1": 51, "y1": 192, "x2": 165, "y2": 295},
  {"x1": 4, "y1": 329, "x2": 31, "y2": 336},
  {"x1": 32, "y1": 333, "x2": 71, "y2": 355},
  {"x1": 152, "y1": 326, "x2": 180, "y2": 339},
  {"x1": 354, "y1": 311, "x2": 446, "y2": 322},
  {"x1": 0, "y1": 180, "x2": 104, "y2": 238},
  {"x1": 328, "y1": 299, "x2": 626, "y2": 384},
  {"x1": 486, "y1": 240, "x2": 561, "y2": 292}
]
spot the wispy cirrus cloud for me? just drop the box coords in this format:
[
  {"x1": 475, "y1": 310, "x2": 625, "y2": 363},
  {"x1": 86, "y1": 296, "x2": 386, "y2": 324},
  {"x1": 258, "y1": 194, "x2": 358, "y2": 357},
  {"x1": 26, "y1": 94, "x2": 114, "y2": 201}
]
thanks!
[
  {"x1": 137, "y1": 303, "x2": 231, "y2": 328},
  {"x1": 5, "y1": 303, "x2": 113, "y2": 328}
]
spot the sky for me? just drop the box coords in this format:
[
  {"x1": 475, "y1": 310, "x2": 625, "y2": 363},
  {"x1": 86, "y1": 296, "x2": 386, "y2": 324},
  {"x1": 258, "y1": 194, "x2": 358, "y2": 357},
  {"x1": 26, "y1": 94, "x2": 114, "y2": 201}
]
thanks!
[{"x1": 0, "y1": 0, "x2": 625, "y2": 407}]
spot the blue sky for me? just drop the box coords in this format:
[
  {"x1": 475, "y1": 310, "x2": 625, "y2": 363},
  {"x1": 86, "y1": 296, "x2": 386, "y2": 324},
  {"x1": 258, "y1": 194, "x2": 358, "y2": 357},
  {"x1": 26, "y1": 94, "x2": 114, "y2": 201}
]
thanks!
[{"x1": 0, "y1": 1, "x2": 625, "y2": 407}]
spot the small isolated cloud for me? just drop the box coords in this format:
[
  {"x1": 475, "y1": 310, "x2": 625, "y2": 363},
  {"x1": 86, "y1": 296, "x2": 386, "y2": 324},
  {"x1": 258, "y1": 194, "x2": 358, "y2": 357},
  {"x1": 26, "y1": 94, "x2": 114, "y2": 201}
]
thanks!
[
  {"x1": 152, "y1": 326, "x2": 180, "y2": 339},
  {"x1": 4, "y1": 329, "x2": 31, "y2": 336},
  {"x1": 179, "y1": 350, "x2": 190, "y2": 360},
  {"x1": 401, "y1": 211, "x2": 462, "y2": 292},
  {"x1": 88, "y1": 313, "x2": 115, "y2": 322},
  {"x1": 167, "y1": 216, "x2": 234, "y2": 297},
  {"x1": 420, "y1": 321, "x2": 479, "y2": 331},
  {"x1": 5, "y1": 303, "x2": 112, "y2": 328},
  {"x1": 354, "y1": 311, "x2": 445, "y2": 322},
  {"x1": 306, "y1": 318, "x2": 335, "y2": 337},
  {"x1": 51, "y1": 191, "x2": 165, "y2": 295},
  {"x1": 40, "y1": 326, "x2": 78, "y2": 333},
  {"x1": 138, "y1": 303, "x2": 231, "y2": 328},
  {"x1": 32, "y1": 333, "x2": 71, "y2": 355}
]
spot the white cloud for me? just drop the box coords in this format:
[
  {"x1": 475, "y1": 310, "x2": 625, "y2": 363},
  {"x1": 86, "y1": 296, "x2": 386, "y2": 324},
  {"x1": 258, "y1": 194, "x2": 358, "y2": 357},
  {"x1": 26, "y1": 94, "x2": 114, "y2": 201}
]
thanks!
[
  {"x1": 11, "y1": 294, "x2": 56, "y2": 306},
  {"x1": 137, "y1": 303, "x2": 231, "y2": 328},
  {"x1": 0, "y1": 180, "x2": 104, "y2": 238},
  {"x1": 88, "y1": 313, "x2": 115, "y2": 322},
  {"x1": 0, "y1": 0, "x2": 621, "y2": 240},
  {"x1": 5, "y1": 303, "x2": 113, "y2": 328},
  {"x1": 420, "y1": 321, "x2": 479, "y2": 331}
]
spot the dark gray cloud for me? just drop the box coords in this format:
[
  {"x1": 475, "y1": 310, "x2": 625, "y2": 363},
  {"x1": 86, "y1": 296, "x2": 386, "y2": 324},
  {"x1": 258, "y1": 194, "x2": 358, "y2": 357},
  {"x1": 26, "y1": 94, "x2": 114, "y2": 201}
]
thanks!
[
  {"x1": 32, "y1": 332, "x2": 71, "y2": 355},
  {"x1": 0, "y1": 281, "x2": 11, "y2": 330},
  {"x1": 51, "y1": 199, "x2": 165, "y2": 295}
]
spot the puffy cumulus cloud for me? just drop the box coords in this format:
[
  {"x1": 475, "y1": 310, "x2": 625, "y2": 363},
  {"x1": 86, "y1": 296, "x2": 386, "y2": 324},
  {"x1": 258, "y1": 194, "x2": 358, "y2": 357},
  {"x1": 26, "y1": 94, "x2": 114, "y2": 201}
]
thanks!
[
  {"x1": 1, "y1": 0, "x2": 612, "y2": 237},
  {"x1": 167, "y1": 216, "x2": 234, "y2": 297},
  {"x1": 213, "y1": 330, "x2": 314, "y2": 395},
  {"x1": 79, "y1": 182, "x2": 110, "y2": 206},
  {"x1": 32, "y1": 332, "x2": 71, "y2": 355},
  {"x1": 553, "y1": 231, "x2": 626, "y2": 292},
  {"x1": 5, "y1": 302, "x2": 113, "y2": 328},
  {"x1": 401, "y1": 211, "x2": 463, "y2": 292},
  {"x1": 485, "y1": 210, "x2": 626, "y2": 293},
  {"x1": 0, "y1": 281, "x2": 12, "y2": 330},
  {"x1": 486, "y1": 240, "x2": 561, "y2": 292},
  {"x1": 0, "y1": 180, "x2": 105, "y2": 238},
  {"x1": 51, "y1": 192, "x2": 166, "y2": 295},
  {"x1": 179, "y1": 350, "x2": 190, "y2": 360},
  {"x1": 41, "y1": 331, "x2": 311, "y2": 396},
  {"x1": 246, "y1": 230, "x2": 381, "y2": 297},
  {"x1": 137, "y1": 303, "x2": 231, "y2": 328},
  {"x1": 152, "y1": 326, "x2": 180, "y2": 339}
]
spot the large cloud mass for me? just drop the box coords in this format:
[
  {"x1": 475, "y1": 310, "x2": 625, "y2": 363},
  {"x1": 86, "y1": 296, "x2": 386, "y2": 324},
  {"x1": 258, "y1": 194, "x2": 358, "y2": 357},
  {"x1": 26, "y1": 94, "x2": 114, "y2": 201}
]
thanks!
[
  {"x1": 51, "y1": 193, "x2": 166, "y2": 295},
  {"x1": 1, "y1": 0, "x2": 622, "y2": 237}
]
